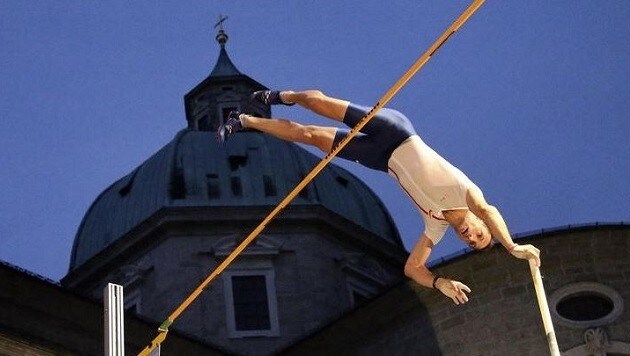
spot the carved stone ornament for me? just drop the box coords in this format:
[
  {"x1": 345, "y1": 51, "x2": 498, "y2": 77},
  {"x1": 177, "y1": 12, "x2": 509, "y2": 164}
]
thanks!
[{"x1": 584, "y1": 328, "x2": 609, "y2": 356}]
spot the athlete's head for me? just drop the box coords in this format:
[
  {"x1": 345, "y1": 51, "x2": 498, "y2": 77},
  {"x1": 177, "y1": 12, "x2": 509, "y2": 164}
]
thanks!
[{"x1": 455, "y1": 212, "x2": 492, "y2": 250}]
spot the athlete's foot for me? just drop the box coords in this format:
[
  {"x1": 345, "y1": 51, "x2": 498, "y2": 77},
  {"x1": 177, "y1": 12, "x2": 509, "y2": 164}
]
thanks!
[
  {"x1": 250, "y1": 90, "x2": 295, "y2": 106},
  {"x1": 216, "y1": 111, "x2": 244, "y2": 143}
]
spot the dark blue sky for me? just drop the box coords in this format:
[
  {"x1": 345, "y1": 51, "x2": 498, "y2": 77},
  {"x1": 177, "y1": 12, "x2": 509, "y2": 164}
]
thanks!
[{"x1": 1, "y1": 1, "x2": 629, "y2": 281}]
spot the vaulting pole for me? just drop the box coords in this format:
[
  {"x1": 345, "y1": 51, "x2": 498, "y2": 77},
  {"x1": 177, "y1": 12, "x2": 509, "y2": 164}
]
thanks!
[
  {"x1": 529, "y1": 259, "x2": 561, "y2": 356},
  {"x1": 138, "y1": 1, "x2": 486, "y2": 354}
]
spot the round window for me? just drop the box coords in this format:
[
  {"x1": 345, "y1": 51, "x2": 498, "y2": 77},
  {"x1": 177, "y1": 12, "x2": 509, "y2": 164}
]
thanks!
[{"x1": 550, "y1": 282, "x2": 624, "y2": 328}]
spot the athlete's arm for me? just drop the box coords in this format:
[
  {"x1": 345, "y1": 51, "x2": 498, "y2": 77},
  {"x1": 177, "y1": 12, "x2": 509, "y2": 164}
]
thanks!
[
  {"x1": 466, "y1": 186, "x2": 541, "y2": 266},
  {"x1": 405, "y1": 234, "x2": 471, "y2": 305},
  {"x1": 404, "y1": 235, "x2": 435, "y2": 288}
]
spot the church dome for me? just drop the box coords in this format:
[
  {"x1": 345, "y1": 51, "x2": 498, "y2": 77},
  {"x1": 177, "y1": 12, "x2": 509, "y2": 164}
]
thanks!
[
  {"x1": 68, "y1": 21, "x2": 403, "y2": 272},
  {"x1": 69, "y1": 130, "x2": 402, "y2": 271}
]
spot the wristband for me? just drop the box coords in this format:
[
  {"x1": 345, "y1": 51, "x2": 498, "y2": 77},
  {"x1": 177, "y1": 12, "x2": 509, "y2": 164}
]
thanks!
[{"x1": 432, "y1": 276, "x2": 441, "y2": 289}]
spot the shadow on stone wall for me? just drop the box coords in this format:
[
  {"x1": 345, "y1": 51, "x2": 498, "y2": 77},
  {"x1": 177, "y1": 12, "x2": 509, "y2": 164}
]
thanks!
[{"x1": 280, "y1": 281, "x2": 441, "y2": 355}]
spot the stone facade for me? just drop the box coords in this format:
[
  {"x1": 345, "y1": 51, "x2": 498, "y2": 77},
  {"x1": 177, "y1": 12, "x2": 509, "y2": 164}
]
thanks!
[
  {"x1": 62, "y1": 205, "x2": 406, "y2": 355},
  {"x1": 285, "y1": 224, "x2": 630, "y2": 356},
  {"x1": 3, "y1": 225, "x2": 628, "y2": 355}
]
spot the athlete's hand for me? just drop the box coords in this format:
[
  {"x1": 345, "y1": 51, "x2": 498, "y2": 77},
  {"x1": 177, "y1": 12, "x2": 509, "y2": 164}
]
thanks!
[
  {"x1": 435, "y1": 278, "x2": 471, "y2": 305},
  {"x1": 510, "y1": 244, "x2": 541, "y2": 267}
]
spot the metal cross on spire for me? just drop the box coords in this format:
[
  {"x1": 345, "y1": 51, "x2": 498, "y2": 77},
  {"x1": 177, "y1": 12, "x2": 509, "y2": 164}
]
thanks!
[
  {"x1": 214, "y1": 15, "x2": 228, "y2": 31},
  {"x1": 214, "y1": 15, "x2": 229, "y2": 46}
]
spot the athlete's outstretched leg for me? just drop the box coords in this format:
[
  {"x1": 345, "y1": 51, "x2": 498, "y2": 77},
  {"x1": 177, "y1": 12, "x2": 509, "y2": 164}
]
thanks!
[
  {"x1": 254, "y1": 89, "x2": 350, "y2": 123},
  {"x1": 240, "y1": 114, "x2": 336, "y2": 153}
]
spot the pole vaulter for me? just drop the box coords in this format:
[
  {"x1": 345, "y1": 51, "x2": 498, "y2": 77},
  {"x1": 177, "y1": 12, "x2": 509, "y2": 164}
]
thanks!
[{"x1": 138, "y1": 1, "x2": 514, "y2": 354}]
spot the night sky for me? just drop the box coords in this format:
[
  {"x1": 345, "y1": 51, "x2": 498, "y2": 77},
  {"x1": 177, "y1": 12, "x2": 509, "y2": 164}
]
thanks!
[{"x1": 1, "y1": 1, "x2": 629, "y2": 281}]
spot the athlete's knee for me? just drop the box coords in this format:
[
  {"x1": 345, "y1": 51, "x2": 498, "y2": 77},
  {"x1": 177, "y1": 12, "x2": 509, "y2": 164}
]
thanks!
[
  {"x1": 301, "y1": 125, "x2": 333, "y2": 151},
  {"x1": 300, "y1": 125, "x2": 322, "y2": 143},
  {"x1": 298, "y1": 90, "x2": 328, "y2": 106},
  {"x1": 293, "y1": 90, "x2": 348, "y2": 122},
  {"x1": 301, "y1": 89, "x2": 325, "y2": 98}
]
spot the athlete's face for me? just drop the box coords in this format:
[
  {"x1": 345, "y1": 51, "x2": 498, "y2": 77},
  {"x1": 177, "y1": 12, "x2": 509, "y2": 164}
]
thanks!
[{"x1": 456, "y1": 215, "x2": 492, "y2": 250}]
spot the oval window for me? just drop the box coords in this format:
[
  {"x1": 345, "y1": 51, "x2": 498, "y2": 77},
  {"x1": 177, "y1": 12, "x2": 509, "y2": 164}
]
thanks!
[
  {"x1": 556, "y1": 293, "x2": 614, "y2": 321},
  {"x1": 550, "y1": 282, "x2": 624, "y2": 328}
]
